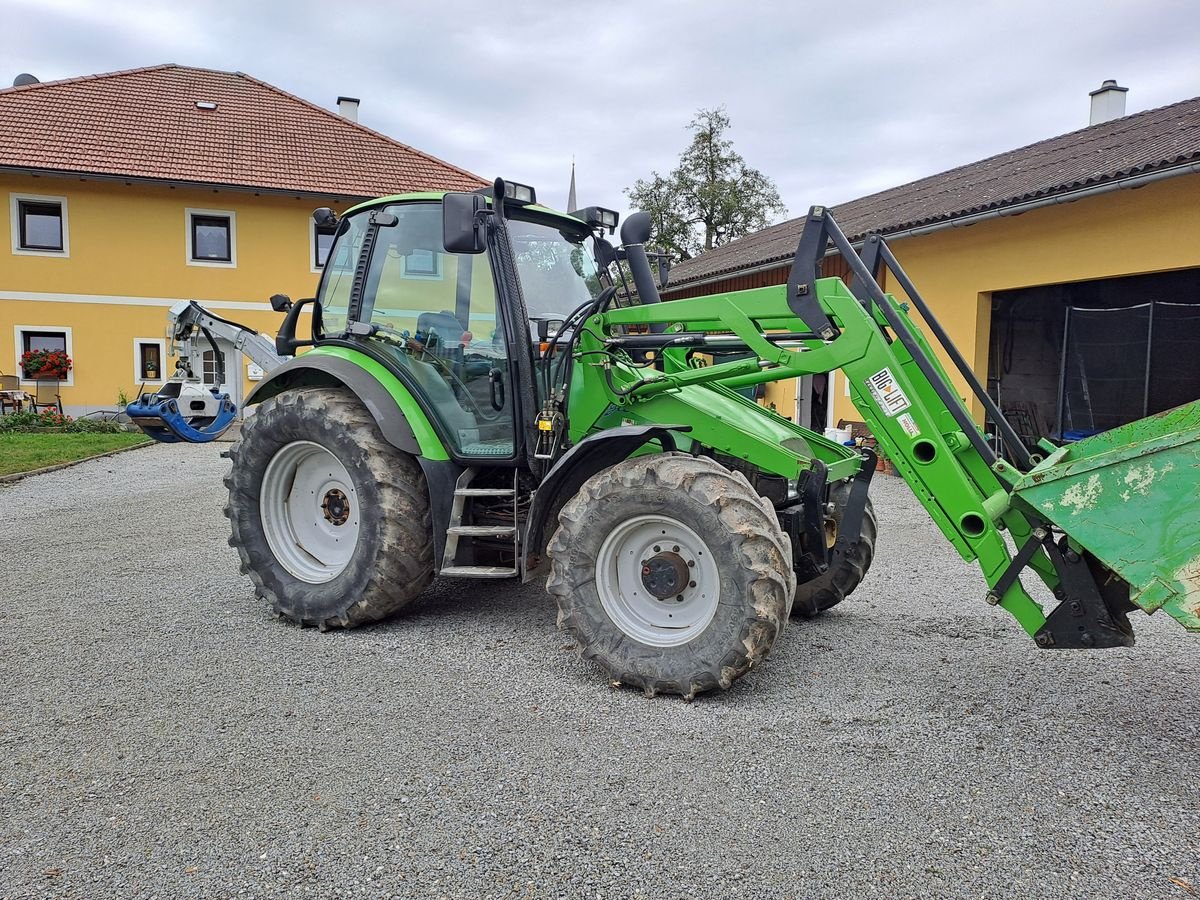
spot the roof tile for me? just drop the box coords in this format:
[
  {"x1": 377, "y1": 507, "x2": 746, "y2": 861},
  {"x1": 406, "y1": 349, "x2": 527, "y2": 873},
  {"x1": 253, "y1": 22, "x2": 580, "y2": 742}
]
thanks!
[{"x1": 0, "y1": 64, "x2": 485, "y2": 196}]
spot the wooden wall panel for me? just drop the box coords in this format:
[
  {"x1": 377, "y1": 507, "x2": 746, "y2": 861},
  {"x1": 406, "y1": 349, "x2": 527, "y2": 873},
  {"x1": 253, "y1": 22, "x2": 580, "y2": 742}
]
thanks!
[{"x1": 663, "y1": 254, "x2": 851, "y2": 300}]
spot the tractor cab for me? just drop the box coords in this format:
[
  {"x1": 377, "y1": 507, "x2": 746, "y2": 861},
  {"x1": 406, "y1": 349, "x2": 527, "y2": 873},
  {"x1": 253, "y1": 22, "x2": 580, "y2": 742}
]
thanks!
[{"x1": 312, "y1": 182, "x2": 614, "y2": 465}]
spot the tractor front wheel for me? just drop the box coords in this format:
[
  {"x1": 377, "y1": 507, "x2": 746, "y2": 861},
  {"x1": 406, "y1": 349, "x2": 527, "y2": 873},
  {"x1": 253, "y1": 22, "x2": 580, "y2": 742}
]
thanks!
[
  {"x1": 791, "y1": 483, "x2": 877, "y2": 618},
  {"x1": 224, "y1": 386, "x2": 433, "y2": 628},
  {"x1": 547, "y1": 453, "x2": 795, "y2": 699}
]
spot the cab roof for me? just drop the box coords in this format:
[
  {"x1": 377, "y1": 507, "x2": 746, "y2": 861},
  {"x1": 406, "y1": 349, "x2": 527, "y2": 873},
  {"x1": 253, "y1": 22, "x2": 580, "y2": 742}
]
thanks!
[{"x1": 342, "y1": 191, "x2": 590, "y2": 232}]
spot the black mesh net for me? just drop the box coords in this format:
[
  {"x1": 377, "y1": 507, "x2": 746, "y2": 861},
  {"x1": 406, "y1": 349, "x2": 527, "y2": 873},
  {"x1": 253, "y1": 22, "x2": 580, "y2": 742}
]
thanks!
[
  {"x1": 1149, "y1": 303, "x2": 1200, "y2": 414},
  {"x1": 1062, "y1": 301, "x2": 1200, "y2": 434},
  {"x1": 1061, "y1": 305, "x2": 1150, "y2": 434}
]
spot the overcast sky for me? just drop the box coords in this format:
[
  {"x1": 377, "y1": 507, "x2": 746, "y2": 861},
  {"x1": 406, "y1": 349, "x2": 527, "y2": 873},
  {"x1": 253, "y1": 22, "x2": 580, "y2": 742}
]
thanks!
[{"x1": 6, "y1": 0, "x2": 1200, "y2": 225}]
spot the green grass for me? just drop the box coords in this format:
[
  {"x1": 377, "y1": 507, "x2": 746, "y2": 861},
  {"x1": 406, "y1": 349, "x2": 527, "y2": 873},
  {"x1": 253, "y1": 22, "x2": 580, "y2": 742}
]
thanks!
[{"x1": 0, "y1": 432, "x2": 152, "y2": 477}]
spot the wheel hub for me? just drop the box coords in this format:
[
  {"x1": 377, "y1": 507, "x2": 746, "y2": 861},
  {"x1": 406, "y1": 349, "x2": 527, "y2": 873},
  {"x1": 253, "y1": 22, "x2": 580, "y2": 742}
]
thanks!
[
  {"x1": 322, "y1": 488, "x2": 351, "y2": 526},
  {"x1": 260, "y1": 440, "x2": 360, "y2": 584},
  {"x1": 595, "y1": 514, "x2": 721, "y2": 647},
  {"x1": 641, "y1": 552, "x2": 690, "y2": 599}
]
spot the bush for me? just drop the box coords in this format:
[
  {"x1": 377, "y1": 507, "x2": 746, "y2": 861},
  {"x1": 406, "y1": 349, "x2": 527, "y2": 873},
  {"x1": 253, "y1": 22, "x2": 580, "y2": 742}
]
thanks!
[
  {"x1": 0, "y1": 409, "x2": 129, "y2": 433},
  {"x1": 0, "y1": 411, "x2": 47, "y2": 431},
  {"x1": 65, "y1": 418, "x2": 128, "y2": 434}
]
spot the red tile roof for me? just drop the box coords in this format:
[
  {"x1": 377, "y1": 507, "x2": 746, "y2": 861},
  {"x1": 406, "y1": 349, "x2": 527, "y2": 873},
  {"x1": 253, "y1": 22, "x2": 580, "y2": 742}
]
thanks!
[{"x1": 0, "y1": 64, "x2": 485, "y2": 197}]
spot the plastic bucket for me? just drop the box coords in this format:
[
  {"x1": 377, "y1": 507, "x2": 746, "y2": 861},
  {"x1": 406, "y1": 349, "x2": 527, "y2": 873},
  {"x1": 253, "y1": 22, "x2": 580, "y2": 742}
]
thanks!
[{"x1": 824, "y1": 427, "x2": 852, "y2": 445}]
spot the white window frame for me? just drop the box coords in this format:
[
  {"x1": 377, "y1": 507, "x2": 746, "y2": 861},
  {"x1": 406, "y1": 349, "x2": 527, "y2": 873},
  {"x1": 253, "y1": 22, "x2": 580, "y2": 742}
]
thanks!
[
  {"x1": 310, "y1": 220, "x2": 338, "y2": 274},
  {"x1": 400, "y1": 248, "x2": 444, "y2": 281},
  {"x1": 15, "y1": 324, "x2": 74, "y2": 387},
  {"x1": 133, "y1": 337, "x2": 167, "y2": 385},
  {"x1": 185, "y1": 207, "x2": 237, "y2": 267},
  {"x1": 10, "y1": 192, "x2": 70, "y2": 257}
]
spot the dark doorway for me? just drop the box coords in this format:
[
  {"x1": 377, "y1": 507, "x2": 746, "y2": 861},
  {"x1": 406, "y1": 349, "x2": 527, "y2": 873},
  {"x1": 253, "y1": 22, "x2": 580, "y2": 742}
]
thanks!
[{"x1": 990, "y1": 267, "x2": 1200, "y2": 443}]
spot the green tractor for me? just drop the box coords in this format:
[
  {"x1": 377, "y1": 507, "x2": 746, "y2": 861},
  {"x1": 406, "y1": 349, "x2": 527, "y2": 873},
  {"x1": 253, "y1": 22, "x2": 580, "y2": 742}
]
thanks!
[{"x1": 203, "y1": 180, "x2": 1197, "y2": 699}]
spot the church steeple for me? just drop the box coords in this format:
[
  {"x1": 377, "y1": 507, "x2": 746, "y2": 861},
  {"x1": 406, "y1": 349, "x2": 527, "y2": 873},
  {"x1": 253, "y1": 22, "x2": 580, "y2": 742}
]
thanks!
[{"x1": 567, "y1": 156, "x2": 577, "y2": 212}]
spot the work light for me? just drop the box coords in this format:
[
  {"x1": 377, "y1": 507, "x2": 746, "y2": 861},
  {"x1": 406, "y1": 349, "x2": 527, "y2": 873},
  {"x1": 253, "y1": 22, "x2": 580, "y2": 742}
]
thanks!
[
  {"x1": 571, "y1": 206, "x2": 620, "y2": 233},
  {"x1": 505, "y1": 181, "x2": 537, "y2": 205}
]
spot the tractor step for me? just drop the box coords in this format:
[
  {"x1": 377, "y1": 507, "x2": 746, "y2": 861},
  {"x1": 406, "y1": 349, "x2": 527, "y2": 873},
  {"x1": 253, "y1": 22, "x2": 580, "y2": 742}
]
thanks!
[
  {"x1": 442, "y1": 468, "x2": 523, "y2": 576},
  {"x1": 446, "y1": 524, "x2": 516, "y2": 537},
  {"x1": 439, "y1": 565, "x2": 519, "y2": 578}
]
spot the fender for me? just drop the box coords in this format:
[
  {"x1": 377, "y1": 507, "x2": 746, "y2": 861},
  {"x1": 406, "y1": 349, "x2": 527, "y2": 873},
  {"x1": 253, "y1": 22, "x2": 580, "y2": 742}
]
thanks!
[
  {"x1": 244, "y1": 350, "x2": 447, "y2": 460},
  {"x1": 522, "y1": 424, "x2": 691, "y2": 579}
]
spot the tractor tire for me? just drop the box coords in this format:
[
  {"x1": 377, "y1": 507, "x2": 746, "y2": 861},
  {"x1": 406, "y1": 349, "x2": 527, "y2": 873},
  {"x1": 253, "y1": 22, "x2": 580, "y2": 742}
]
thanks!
[
  {"x1": 790, "y1": 484, "x2": 877, "y2": 618},
  {"x1": 223, "y1": 386, "x2": 433, "y2": 629},
  {"x1": 546, "y1": 453, "x2": 795, "y2": 699}
]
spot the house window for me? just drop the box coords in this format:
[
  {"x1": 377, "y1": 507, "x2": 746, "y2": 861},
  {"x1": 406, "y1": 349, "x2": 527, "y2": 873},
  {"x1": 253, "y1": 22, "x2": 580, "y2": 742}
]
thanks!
[
  {"x1": 402, "y1": 248, "x2": 443, "y2": 279},
  {"x1": 192, "y1": 215, "x2": 231, "y2": 260},
  {"x1": 313, "y1": 222, "x2": 337, "y2": 269},
  {"x1": 23, "y1": 330, "x2": 66, "y2": 355},
  {"x1": 10, "y1": 193, "x2": 70, "y2": 256},
  {"x1": 201, "y1": 349, "x2": 223, "y2": 386},
  {"x1": 20, "y1": 202, "x2": 63, "y2": 250},
  {"x1": 134, "y1": 339, "x2": 167, "y2": 383},
  {"x1": 185, "y1": 208, "x2": 237, "y2": 266},
  {"x1": 14, "y1": 325, "x2": 74, "y2": 386}
]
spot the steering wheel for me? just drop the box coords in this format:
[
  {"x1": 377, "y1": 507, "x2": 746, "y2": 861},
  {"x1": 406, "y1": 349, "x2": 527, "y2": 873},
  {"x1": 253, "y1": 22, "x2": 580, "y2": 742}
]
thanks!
[{"x1": 370, "y1": 324, "x2": 508, "y2": 423}]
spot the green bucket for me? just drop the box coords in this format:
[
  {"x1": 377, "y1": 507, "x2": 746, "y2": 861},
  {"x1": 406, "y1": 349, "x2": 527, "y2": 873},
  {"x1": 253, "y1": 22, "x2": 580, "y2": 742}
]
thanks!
[{"x1": 1012, "y1": 401, "x2": 1200, "y2": 632}]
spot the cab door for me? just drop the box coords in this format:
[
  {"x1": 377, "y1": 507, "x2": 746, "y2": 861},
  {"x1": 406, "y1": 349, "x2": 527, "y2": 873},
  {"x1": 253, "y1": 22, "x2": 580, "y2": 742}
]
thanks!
[{"x1": 321, "y1": 202, "x2": 517, "y2": 460}]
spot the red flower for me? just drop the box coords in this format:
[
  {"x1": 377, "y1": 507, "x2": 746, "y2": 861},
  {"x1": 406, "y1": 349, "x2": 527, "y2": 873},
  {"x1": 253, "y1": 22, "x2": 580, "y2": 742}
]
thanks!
[{"x1": 21, "y1": 347, "x2": 71, "y2": 379}]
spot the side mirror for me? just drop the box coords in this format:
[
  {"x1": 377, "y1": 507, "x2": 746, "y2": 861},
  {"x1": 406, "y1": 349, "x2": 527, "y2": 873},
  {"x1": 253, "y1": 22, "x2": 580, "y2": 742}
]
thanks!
[
  {"x1": 593, "y1": 237, "x2": 618, "y2": 271},
  {"x1": 443, "y1": 192, "x2": 488, "y2": 254},
  {"x1": 656, "y1": 253, "x2": 671, "y2": 290},
  {"x1": 275, "y1": 297, "x2": 319, "y2": 357}
]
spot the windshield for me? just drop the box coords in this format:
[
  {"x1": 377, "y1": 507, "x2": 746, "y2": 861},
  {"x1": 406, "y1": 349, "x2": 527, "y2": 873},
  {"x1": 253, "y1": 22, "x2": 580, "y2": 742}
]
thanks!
[{"x1": 507, "y1": 217, "x2": 603, "y2": 318}]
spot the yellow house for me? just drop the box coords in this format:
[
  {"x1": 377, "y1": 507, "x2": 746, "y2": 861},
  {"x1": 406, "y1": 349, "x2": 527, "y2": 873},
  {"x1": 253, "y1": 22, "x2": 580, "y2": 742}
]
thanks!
[
  {"x1": 664, "y1": 84, "x2": 1200, "y2": 446},
  {"x1": 0, "y1": 64, "x2": 483, "y2": 416}
]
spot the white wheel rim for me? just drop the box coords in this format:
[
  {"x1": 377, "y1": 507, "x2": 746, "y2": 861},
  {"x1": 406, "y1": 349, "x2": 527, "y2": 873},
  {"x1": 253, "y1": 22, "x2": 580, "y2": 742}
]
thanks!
[
  {"x1": 260, "y1": 440, "x2": 360, "y2": 584},
  {"x1": 595, "y1": 514, "x2": 721, "y2": 647}
]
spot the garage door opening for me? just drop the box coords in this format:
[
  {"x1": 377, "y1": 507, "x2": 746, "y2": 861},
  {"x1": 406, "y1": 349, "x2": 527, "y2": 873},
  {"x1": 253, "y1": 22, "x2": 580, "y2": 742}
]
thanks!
[{"x1": 989, "y1": 267, "x2": 1200, "y2": 444}]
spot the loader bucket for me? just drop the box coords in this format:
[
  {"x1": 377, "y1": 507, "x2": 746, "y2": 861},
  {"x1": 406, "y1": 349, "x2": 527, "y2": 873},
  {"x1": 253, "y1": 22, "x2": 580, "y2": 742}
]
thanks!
[{"x1": 1011, "y1": 401, "x2": 1200, "y2": 632}]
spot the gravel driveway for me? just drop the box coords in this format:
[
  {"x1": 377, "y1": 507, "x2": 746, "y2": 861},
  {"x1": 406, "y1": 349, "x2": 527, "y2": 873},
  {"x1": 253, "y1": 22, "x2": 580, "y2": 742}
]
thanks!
[{"x1": 1, "y1": 443, "x2": 1196, "y2": 899}]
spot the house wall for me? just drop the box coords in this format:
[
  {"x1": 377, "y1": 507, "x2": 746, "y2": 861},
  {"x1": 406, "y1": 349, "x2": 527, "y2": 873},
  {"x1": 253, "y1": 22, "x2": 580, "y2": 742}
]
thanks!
[{"x1": 0, "y1": 173, "x2": 350, "y2": 414}]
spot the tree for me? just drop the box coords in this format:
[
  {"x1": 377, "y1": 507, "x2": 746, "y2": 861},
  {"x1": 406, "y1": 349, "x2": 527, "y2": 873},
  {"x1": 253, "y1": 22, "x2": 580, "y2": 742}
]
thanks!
[{"x1": 625, "y1": 107, "x2": 786, "y2": 261}]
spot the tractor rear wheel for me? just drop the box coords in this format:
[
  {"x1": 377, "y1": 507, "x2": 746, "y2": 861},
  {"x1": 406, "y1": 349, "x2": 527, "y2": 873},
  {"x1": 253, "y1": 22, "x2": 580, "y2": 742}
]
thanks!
[
  {"x1": 791, "y1": 483, "x2": 877, "y2": 618},
  {"x1": 224, "y1": 386, "x2": 433, "y2": 628},
  {"x1": 547, "y1": 453, "x2": 795, "y2": 699}
]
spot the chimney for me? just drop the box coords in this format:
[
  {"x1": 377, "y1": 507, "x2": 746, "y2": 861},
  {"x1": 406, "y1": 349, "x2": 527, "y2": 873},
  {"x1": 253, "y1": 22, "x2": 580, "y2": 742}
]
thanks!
[
  {"x1": 337, "y1": 96, "x2": 360, "y2": 122},
  {"x1": 1089, "y1": 79, "x2": 1128, "y2": 125}
]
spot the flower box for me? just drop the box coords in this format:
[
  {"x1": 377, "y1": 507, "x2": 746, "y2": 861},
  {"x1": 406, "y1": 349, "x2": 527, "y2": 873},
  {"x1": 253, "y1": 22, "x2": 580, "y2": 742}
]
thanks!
[{"x1": 20, "y1": 348, "x2": 72, "y2": 380}]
